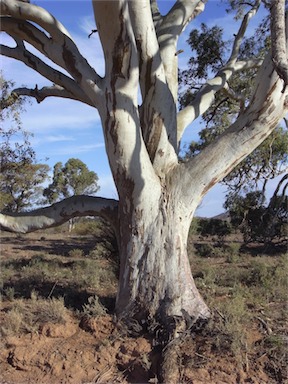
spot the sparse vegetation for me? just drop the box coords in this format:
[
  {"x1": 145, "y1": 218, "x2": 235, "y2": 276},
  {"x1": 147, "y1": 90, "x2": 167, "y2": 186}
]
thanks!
[
  {"x1": 81, "y1": 295, "x2": 107, "y2": 318},
  {"x1": 0, "y1": 228, "x2": 287, "y2": 383},
  {"x1": 1, "y1": 296, "x2": 68, "y2": 336}
]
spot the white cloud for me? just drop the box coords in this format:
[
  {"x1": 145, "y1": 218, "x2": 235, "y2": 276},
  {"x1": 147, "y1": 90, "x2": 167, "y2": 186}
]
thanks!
[
  {"x1": 45, "y1": 134, "x2": 76, "y2": 143},
  {"x1": 48, "y1": 142, "x2": 105, "y2": 156}
]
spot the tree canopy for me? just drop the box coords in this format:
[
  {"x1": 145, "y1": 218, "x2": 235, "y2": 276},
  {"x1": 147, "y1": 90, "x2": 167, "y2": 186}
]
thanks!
[
  {"x1": 0, "y1": 74, "x2": 49, "y2": 212},
  {"x1": 43, "y1": 158, "x2": 99, "y2": 204}
]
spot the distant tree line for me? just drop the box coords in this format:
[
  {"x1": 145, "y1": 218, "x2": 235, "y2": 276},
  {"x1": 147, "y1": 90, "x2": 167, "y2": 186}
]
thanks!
[{"x1": 0, "y1": 74, "x2": 99, "y2": 213}]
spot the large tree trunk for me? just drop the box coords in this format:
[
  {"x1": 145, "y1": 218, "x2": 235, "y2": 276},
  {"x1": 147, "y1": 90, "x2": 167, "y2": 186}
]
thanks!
[{"x1": 115, "y1": 186, "x2": 210, "y2": 340}]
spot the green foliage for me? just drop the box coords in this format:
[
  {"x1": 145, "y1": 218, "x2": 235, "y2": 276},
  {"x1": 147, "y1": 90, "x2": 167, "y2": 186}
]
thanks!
[
  {"x1": 195, "y1": 243, "x2": 216, "y2": 258},
  {"x1": 0, "y1": 74, "x2": 49, "y2": 212},
  {"x1": 0, "y1": 162, "x2": 50, "y2": 212},
  {"x1": 43, "y1": 158, "x2": 99, "y2": 203},
  {"x1": 68, "y1": 248, "x2": 84, "y2": 258},
  {"x1": 197, "y1": 218, "x2": 232, "y2": 239},
  {"x1": 180, "y1": 23, "x2": 225, "y2": 86},
  {"x1": 179, "y1": 9, "x2": 286, "y2": 199},
  {"x1": 73, "y1": 218, "x2": 119, "y2": 263},
  {"x1": 225, "y1": 180, "x2": 288, "y2": 243},
  {"x1": 223, "y1": 126, "x2": 288, "y2": 194},
  {"x1": 73, "y1": 218, "x2": 103, "y2": 236}
]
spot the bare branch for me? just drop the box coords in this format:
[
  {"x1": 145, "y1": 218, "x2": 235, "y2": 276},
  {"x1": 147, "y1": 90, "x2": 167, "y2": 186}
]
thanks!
[
  {"x1": 177, "y1": 66, "x2": 237, "y2": 139},
  {"x1": 270, "y1": 0, "x2": 288, "y2": 92},
  {"x1": 12, "y1": 85, "x2": 92, "y2": 105},
  {"x1": 177, "y1": 58, "x2": 263, "y2": 140},
  {"x1": 0, "y1": 196, "x2": 118, "y2": 234},
  {"x1": 150, "y1": 0, "x2": 162, "y2": 28},
  {"x1": 1, "y1": 17, "x2": 103, "y2": 105},
  {"x1": 0, "y1": 44, "x2": 94, "y2": 106},
  {"x1": 0, "y1": 0, "x2": 72, "y2": 41},
  {"x1": 229, "y1": 0, "x2": 261, "y2": 63},
  {"x1": 177, "y1": 1, "x2": 263, "y2": 139}
]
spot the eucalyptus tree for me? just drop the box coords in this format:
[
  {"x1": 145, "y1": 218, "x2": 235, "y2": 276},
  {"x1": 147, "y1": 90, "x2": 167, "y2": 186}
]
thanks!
[
  {"x1": 0, "y1": 0, "x2": 287, "y2": 344},
  {"x1": 43, "y1": 158, "x2": 100, "y2": 204},
  {"x1": 0, "y1": 74, "x2": 49, "y2": 212}
]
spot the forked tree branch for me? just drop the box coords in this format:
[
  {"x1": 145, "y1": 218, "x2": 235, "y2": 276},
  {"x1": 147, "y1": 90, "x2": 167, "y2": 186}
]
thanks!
[
  {"x1": 157, "y1": 0, "x2": 206, "y2": 99},
  {"x1": 1, "y1": 11, "x2": 103, "y2": 105},
  {"x1": 150, "y1": 0, "x2": 162, "y2": 28},
  {"x1": 158, "y1": 0, "x2": 207, "y2": 40},
  {"x1": 177, "y1": 1, "x2": 262, "y2": 139},
  {"x1": 0, "y1": 44, "x2": 94, "y2": 106},
  {"x1": 0, "y1": 196, "x2": 118, "y2": 234},
  {"x1": 179, "y1": 49, "x2": 288, "y2": 208}
]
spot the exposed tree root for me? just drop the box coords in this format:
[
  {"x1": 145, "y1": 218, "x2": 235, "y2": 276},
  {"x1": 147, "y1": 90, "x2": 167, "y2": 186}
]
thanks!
[{"x1": 160, "y1": 341, "x2": 181, "y2": 383}]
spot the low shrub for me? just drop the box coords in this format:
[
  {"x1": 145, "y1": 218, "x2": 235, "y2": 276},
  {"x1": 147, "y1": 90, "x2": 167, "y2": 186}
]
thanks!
[
  {"x1": 81, "y1": 295, "x2": 107, "y2": 318},
  {"x1": 0, "y1": 296, "x2": 67, "y2": 336},
  {"x1": 68, "y1": 248, "x2": 84, "y2": 258}
]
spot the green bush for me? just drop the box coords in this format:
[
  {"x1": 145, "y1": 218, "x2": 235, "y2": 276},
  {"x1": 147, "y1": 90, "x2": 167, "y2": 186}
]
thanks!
[
  {"x1": 195, "y1": 243, "x2": 215, "y2": 257},
  {"x1": 225, "y1": 190, "x2": 288, "y2": 244},
  {"x1": 197, "y1": 218, "x2": 232, "y2": 240},
  {"x1": 73, "y1": 218, "x2": 102, "y2": 236}
]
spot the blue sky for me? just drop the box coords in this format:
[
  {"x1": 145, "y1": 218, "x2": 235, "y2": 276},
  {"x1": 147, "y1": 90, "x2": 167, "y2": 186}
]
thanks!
[{"x1": 1, "y1": 0, "x2": 279, "y2": 217}]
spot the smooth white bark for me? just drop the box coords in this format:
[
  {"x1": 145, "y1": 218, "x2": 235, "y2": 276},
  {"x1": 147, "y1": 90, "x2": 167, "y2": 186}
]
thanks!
[
  {"x1": 0, "y1": 196, "x2": 118, "y2": 233},
  {"x1": 270, "y1": 0, "x2": 288, "y2": 90}
]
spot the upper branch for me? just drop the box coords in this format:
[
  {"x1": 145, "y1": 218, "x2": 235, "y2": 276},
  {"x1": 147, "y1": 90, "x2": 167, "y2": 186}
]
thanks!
[
  {"x1": 270, "y1": 0, "x2": 288, "y2": 92},
  {"x1": 156, "y1": 0, "x2": 206, "y2": 98},
  {"x1": 150, "y1": 0, "x2": 162, "y2": 28},
  {"x1": 179, "y1": 49, "x2": 288, "y2": 208},
  {"x1": 1, "y1": 0, "x2": 72, "y2": 42},
  {"x1": 1, "y1": 10, "x2": 103, "y2": 106},
  {"x1": 177, "y1": 2, "x2": 262, "y2": 139},
  {"x1": 0, "y1": 196, "x2": 118, "y2": 234},
  {"x1": 128, "y1": 0, "x2": 178, "y2": 169},
  {"x1": 229, "y1": 0, "x2": 261, "y2": 63},
  {"x1": 0, "y1": 43, "x2": 94, "y2": 106},
  {"x1": 158, "y1": 0, "x2": 207, "y2": 40}
]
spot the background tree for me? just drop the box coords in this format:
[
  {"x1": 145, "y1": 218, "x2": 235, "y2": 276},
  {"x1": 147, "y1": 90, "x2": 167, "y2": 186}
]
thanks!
[
  {"x1": 225, "y1": 175, "x2": 288, "y2": 244},
  {"x1": 43, "y1": 158, "x2": 100, "y2": 232},
  {"x1": 0, "y1": 2, "x2": 287, "y2": 373},
  {"x1": 43, "y1": 158, "x2": 100, "y2": 204},
  {"x1": 0, "y1": 74, "x2": 49, "y2": 212}
]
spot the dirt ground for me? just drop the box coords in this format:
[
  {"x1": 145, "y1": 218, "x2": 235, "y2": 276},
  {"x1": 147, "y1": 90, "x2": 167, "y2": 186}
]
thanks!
[{"x1": 0, "y1": 232, "x2": 287, "y2": 383}]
